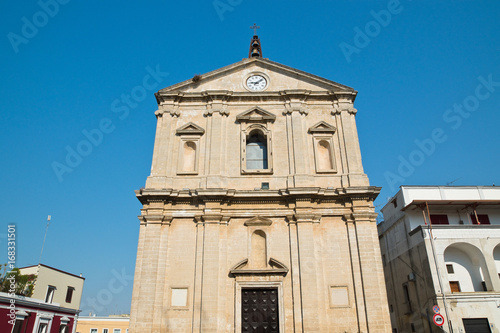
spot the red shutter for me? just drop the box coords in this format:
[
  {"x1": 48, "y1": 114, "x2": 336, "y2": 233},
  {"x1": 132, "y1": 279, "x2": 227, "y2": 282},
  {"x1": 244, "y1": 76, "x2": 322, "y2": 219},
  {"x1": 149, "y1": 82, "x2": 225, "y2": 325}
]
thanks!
[{"x1": 430, "y1": 214, "x2": 449, "y2": 225}]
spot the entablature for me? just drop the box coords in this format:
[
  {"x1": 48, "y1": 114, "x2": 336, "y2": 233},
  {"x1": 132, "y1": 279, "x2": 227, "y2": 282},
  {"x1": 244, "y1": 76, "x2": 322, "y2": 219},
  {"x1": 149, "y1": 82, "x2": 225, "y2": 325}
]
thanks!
[{"x1": 135, "y1": 186, "x2": 380, "y2": 208}]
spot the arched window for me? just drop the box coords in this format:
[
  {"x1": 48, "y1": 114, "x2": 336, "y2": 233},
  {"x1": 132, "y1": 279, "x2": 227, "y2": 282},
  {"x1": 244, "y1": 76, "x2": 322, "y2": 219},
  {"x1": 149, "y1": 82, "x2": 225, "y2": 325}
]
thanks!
[
  {"x1": 246, "y1": 130, "x2": 268, "y2": 169},
  {"x1": 182, "y1": 141, "x2": 196, "y2": 172}
]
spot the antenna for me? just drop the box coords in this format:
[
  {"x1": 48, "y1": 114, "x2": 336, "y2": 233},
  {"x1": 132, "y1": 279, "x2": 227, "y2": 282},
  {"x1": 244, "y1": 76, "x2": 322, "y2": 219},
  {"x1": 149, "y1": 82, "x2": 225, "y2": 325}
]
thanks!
[
  {"x1": 39, "y1": 215, "x2": 51, "y2": 264},
  {"x1": 446, "y1": 177, "x2": 462, "y2": 186}
]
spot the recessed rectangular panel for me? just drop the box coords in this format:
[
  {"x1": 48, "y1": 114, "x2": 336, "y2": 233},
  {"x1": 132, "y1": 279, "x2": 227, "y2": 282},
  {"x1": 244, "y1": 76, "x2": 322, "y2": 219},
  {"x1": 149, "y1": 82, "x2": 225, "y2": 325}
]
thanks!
[
  {"x1": 171, "y1": 288, "x2": 188, "y2": 307},
  {"x1": 330, "y1": 286, "x2": 349, "y2": 307}
]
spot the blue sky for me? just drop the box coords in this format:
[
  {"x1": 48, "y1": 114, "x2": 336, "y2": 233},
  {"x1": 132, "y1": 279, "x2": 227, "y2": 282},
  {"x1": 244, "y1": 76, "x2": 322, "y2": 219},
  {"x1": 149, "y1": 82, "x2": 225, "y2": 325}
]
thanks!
[{"x1": 1, "y1": 0, "x2": 499, "y2": 315}]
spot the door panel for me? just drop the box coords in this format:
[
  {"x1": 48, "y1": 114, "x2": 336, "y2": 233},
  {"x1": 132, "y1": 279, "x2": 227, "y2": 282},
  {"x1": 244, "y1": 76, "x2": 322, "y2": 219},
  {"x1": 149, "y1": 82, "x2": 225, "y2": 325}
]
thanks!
[{"x1": 242, "y1": 288, "x2": 279, "y2": 333}]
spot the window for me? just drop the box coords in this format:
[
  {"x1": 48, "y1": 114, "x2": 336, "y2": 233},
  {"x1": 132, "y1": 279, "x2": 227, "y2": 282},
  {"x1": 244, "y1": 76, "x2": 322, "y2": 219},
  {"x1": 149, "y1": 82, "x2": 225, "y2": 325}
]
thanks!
[
  {"x1": 65, "y1": 287, "x2": 75, "y2": 303},
  {"x1": 402, "y1": 284, "x2": 412, "y2": 313},
  {"x1": 240, "y1": 126, "x2": 273, "y2": 174},
  {"x1": 90, "y1": 330, "x2": 97, "y2": 333},
  {"x1": 12, "y1": 319, "x2": 24, "y2": 333},
  {"x1": 430, "y1": 214, "x2": 449, "y2": 225},
  {"x1": 59, "y1": 325, "x2": 67, "y2": 333},
  {"x1": 470, "y1": 214, "x2": 490, "y2": 225},
  {"x1": 246, "y1": 130, "x2": 268, "y2": 169},
  {"x1": 37, "y1": 323, "x2": 48, "y2": 333},
  {"x1": 446, "y1": 264, "x2": 454, "y2": 274},
  {"x1": 103, "y1": 329, "x2": 109, "y2": 333},
  {"x1": 402, "y1": 284, "x2": 410, "y2": 303},
  {"x1": 449, "y1": 281, "x2": 461, "y2": 292},
  {"x1": 236, "y1": 107, "x2": 275, "y2": 174},
  {"x1": 481, "y1": 281, "x2": 487, "y2": 291},
  {"x1": 463, "y1": 318, "x2": 491, "y2": 332},
  {"x1": 45, "y1": 285, "x2": 56, "y2": 303},
  {"x1": 113, "y1": 329, "x2": 122, "y2": 333}
]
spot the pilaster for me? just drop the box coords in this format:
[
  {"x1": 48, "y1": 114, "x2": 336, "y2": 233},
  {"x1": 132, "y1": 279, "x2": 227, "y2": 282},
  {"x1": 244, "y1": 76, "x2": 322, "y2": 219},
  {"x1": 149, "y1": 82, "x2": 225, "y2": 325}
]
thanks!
[
  {"x1": 154, "y1": 101, "x2": 179, "y2": 178},
  {"x1": 129, "y1": 220, "x2": 146, "y2": 333},
  {"x1": 151, "y1": 216, "x2": 172, "y2": 333},
  {"x1": 203, "y1": 91, "x2": 231, "y2": 188},
  {"x1": 344, "y1": 213, "x2": 369, "y2": 333},
  {"x1": 281, "y1": 90, "x2": 310, "y2": 186},
  {"x1": 199, "y1": 212, "x2": 228, "y2": 332},
  {"x1": 134, "y1": 214, "x2": 166, "y2": 332},
  {"x1": 352, "y1": 211, "x2": 391, "y2": 332},
  {"x1": 286, "y1": 216, "x2": 304, "y2": 332}
]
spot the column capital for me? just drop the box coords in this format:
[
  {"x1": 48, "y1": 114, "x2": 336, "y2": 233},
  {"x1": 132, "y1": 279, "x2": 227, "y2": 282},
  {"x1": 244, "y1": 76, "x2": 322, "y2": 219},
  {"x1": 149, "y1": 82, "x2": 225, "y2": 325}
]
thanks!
[
  {"x1": 286, "y1": 214, "x2": 321, "y2": 224},
  {"x1": 139, "y1": 214, "x2": 172, "y2": 225}
]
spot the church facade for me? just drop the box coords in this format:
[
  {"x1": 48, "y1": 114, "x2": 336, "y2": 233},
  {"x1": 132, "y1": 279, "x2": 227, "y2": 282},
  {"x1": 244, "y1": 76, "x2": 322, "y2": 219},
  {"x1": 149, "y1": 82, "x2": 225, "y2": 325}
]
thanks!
[{"x1": 129, "y1": 36, "x2": 391, "y2": 332}]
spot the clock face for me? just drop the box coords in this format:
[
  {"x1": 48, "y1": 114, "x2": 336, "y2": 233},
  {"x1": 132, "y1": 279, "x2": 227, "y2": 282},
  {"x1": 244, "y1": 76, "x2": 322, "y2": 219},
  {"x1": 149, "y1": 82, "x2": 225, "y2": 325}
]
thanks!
[{"x1": 246, "y1": 75, "x2": 267, "y2": 91}]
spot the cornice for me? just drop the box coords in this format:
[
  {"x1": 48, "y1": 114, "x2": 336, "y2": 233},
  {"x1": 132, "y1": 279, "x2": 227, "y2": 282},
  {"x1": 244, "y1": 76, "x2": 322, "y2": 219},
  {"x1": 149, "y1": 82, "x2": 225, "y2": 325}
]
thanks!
[
  {"x1": 0, "y1": 293, "x2": 80, "y2": 315},
  {"x1": 135, "y1": 186, "x2": 381, "y2": 205},
  {"x1": 155, "y1": 90, "x2": 354, "y2": 107}
]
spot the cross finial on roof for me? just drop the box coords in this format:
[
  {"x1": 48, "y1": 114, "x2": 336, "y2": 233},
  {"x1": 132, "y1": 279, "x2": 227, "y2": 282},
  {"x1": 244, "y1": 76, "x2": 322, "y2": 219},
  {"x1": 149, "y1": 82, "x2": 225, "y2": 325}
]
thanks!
[{"x1": 250, "y1": 23, "x2": 260, "y2": 36}]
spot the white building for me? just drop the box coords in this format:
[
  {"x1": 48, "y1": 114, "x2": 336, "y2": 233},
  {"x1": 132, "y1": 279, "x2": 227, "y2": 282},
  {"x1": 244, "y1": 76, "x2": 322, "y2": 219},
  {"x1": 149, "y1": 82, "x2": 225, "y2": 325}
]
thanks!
[{"x1": 378, "y1": 186, "x2": 500, "y2": 333}]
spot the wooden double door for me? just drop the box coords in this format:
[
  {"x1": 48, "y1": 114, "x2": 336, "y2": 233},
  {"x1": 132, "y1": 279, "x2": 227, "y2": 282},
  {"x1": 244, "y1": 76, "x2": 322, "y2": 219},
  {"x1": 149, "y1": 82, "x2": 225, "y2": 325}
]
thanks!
[{"x1": 241, "y1": 288, "x2": 279, "y2": 333}]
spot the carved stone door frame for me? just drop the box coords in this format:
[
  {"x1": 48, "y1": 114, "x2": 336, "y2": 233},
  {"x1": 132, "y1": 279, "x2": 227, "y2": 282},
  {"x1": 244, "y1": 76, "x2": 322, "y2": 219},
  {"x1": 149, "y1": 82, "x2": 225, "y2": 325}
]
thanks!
[{"x1": 234, "y1": 280, "x2": 284, "y2": 333}]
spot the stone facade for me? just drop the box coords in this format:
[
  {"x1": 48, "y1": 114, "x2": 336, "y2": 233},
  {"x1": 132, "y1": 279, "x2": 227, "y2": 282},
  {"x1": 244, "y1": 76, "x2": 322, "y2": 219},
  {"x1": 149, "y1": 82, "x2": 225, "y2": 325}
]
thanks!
[{"x1": 129, "y1": 56, "x2": 391, "y2": 332}]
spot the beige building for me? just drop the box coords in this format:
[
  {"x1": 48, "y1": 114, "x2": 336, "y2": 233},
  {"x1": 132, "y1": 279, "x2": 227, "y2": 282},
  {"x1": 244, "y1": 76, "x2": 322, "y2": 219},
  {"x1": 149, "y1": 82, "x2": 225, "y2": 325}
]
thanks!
[
  {"x1": 19, "y1": 263, "x2": 85, "y2": 312},
  {"x1": 76, "y1": 315, "x2": 129, "y2": 333},
  {"x1": 379, "y1": 186, "x2": 500, "y2": 333},
  {"x1": 0, "y1": 264, "x2": 84, "y2": 333},
  {"x1": 129, "y1": 34, "x2": 391, "y2": 332}
]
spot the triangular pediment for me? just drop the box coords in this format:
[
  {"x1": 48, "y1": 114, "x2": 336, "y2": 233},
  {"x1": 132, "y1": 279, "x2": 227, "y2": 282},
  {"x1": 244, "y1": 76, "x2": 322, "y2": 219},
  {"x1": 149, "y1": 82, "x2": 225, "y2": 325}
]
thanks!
[
  {"x1": 176, "y1": 122, "x2": 205, "y2": 135},
  {"x1": 309, "y1": 121, "x2": 336, "y2": 133},
  {"x1": 236, "y1": 107, "x2": 276, "y2": 123},
  {"x1": 157, "y1": 58, "x2": 355, "y2": 94},
  {"x1": 243, "y1": 216, "x2": 273, "y2": 226}
]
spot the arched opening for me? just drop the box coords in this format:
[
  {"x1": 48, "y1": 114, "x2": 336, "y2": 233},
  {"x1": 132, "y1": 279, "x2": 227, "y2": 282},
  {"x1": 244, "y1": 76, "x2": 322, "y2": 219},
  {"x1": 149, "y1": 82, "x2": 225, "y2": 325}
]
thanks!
[
  {"x1": 183, "y1": 141, "x2": 196, "y2": 172},
  {"x1": 246, "y1": 130, "x2": 267, "y2": 169},
  {"x1": 251, "y1": 230, "x2": 267, "y2": 268},
  {"x1": 444, "y1": 244, "x2": 487, "y2": 292},
  {"x1": 494, "y1": 244, "x2": 500, "y2": 279},
  {"x1": 317, "y1": 140, "x2": 333, "y2": 170}
]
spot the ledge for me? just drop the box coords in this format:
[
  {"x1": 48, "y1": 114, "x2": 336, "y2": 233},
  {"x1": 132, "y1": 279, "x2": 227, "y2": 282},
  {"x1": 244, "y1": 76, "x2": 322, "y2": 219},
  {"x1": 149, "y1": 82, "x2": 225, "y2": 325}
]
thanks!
[{"x1": 409, "y1": 224, "x2": 500, "y2": 237}]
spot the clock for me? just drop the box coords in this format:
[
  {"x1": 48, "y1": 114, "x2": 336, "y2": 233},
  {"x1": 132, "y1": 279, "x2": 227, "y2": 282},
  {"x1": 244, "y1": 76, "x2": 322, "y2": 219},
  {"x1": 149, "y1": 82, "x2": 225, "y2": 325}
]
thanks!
[{"x1": 246, "y1": 74, "x2": 267, "y2": 91}]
